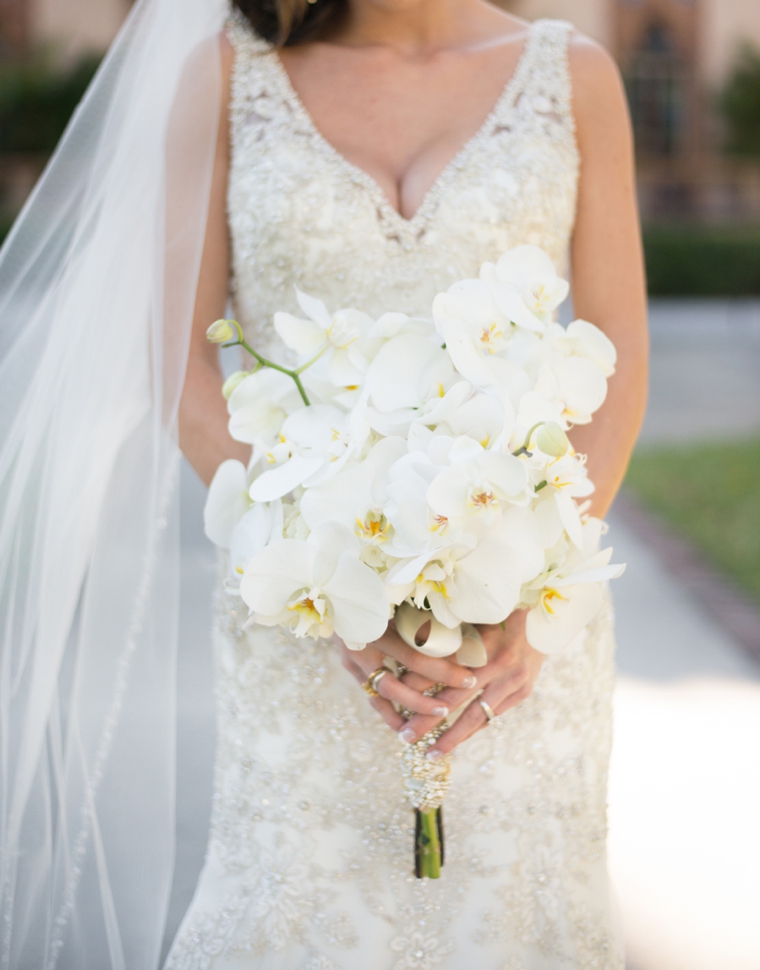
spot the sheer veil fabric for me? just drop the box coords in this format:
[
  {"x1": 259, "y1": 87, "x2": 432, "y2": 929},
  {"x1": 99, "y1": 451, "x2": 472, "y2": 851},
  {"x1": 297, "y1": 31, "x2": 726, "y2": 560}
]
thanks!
[{"x1": 0, "y1": 1, "x2": 227, "y2": 966}]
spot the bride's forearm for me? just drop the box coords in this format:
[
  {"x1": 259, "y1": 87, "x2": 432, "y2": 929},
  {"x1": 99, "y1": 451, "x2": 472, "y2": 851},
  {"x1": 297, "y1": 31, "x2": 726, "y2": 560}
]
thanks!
[
  {"x1": 569, "y1": 346, "x2": 648, "y2": 519},
  {"x1": 179, "y1": 356, "x2": 250, "y2": 487},
  {"x1": 568, "y1": 38, "x2": 649, "y2": 519}
]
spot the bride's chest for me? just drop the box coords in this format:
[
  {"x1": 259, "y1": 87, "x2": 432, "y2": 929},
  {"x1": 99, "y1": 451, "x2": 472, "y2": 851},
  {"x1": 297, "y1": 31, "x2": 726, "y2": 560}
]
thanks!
[{"x1": 227, "y1": 30, "x2": 579, "y2": 334}]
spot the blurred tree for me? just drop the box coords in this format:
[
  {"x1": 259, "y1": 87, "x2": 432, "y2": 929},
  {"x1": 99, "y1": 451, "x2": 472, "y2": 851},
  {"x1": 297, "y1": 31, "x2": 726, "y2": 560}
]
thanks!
[
  {"x1": 720, "y1": 43, "x2": 760, "y2": 156},
  {"x1": 0, "y1": 53, "x2": 101, "y2": 153}
]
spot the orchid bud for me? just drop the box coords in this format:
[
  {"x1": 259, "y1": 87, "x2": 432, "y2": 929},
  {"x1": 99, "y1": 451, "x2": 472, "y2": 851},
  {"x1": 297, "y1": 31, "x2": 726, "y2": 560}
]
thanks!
[
  {"x1": 206, "y1": 319, "x2": 235, "y2": 344},
  {"x1": 222, "y1": 370, "x2": 249, "y2": 400},
  {"x1": 536, "y1": 421, "x2": 569, "y2": 457}
]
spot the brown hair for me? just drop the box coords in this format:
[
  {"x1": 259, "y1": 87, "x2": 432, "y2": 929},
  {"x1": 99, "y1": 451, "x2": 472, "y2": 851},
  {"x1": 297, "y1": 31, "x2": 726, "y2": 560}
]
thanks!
[{"x1": 232, "y1": 0, "x2": 348, "y2": 46}]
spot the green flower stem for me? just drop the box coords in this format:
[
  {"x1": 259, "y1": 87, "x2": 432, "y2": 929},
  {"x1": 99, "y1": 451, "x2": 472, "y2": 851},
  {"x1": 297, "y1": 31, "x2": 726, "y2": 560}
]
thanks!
[
  {"x1": 294, "y1": 344, "x2": 329, "y2": 375},
  {"x1": 416, "y1": 809, "x2": 442, "y2": 879},
  {"x1": 512, "y1": 421, "x2": 545, "y2": 458},
  {"x1": 222, "y1": 320, "x2": 311, "y2": 406}
]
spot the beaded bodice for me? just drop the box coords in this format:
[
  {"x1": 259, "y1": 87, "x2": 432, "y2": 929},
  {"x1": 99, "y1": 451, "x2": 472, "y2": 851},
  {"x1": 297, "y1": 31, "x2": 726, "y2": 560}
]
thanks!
[{"x1": 226, "y1": 14, "x2": 579, "y2": 359}]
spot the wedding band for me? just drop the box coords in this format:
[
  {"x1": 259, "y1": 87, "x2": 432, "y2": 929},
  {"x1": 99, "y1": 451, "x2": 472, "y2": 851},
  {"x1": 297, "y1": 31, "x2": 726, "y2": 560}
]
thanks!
[
  {"x1": 479, "y1": 698, "x2": 496, "y2": 722},
  {"x1": 361, "y1": 667, "x2": 389, "y2": 697}
]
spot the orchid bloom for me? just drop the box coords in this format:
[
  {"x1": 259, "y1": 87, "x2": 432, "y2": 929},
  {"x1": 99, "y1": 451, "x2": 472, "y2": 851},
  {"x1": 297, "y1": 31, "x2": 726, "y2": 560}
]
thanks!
[
  {"x1": 524, "y1": 518, "x2": 625, "y2": 654},
  {"x1": 362, "y1": 331, "x2": 456, "y2": 433},
  {"x1": 426, "y1": 437, "x2": 528, "y2": 532},
  {"x1": 204, "y1": 459, "x2": 252, "y2": 548},
  {"x1": 385, "y1": 506, "x2": 544, "y2": 629},
  {"x1": 274, "y1": 289, "x2": 374, "y2": 388},
  {"x1": 432, "y1": 279, "x2": 515, "y2": 388},
  {"x1": 529, "y1": 449, "x2": 594, "y2": 550},
  {"x1": 247, "y1": 403, "x2": 352, "y2": 503},
  {"x1": 480, "y1": 245, "x2": 570, "y2": 323},
  {"x1": 226, "y1": 368, "x2": 303, "y2": 451},
  {"x1": 240, "y1": 523, "x2": 390, "y2": 648},
  {"x1": 299, "y1": 436, "x2": 407, "y2": 551},
  {"x1": 556, "y1": 319, "x2": 617, "y2": 378}
]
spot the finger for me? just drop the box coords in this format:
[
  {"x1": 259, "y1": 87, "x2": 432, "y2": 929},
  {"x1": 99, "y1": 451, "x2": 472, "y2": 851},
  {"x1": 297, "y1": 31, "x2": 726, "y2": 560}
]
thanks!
[
  {"x1": 494, "y1": 683, "x2": 533, "y2": 715},
  {"x1": 368, "y1": 694, "x2": 406, "y2": 731},
  {"x1": 372, "y1": 631, "x2": 477, "y2": 690},
  {"x1": 429, "y1": 676, "x2": 531, "y2": 756},
  {"x1": 398, "y1": 670, "x2": 437, "y2": 693},
  {"x1": 375, "y1": 671, "x2": 451, "y2": 717},
  {"x1": 341, "y1": 653, "x2": 369, "y2": 685}
]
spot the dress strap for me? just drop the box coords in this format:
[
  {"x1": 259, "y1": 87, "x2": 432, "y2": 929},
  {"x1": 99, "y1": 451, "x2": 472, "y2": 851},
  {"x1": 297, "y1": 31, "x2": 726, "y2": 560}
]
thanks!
[
  {"x1": 226, "y1": 12, "x2": 282, "y2": 146},
  {"x1": 505, "y1": 19, "x2": 575, "y2": 135},
  {"x1": 225, "y1": 9, "x2": 272, "y2": 58}
]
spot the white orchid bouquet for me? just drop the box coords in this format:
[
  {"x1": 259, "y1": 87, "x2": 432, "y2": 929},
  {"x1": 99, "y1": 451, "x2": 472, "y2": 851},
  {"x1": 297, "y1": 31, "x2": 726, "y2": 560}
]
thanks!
[{"x1": 204, "y1": 245, "x2": 624, "y2": 878}]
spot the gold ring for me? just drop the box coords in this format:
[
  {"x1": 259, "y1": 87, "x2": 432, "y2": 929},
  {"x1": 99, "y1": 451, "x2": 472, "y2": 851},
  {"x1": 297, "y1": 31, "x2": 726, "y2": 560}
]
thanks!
[
  {"x1": 479, "y1": 698, "x2": 496, "y2": 722},
  {"x1": 361, "y1": 666, "x2": 389, "y2": 697}
]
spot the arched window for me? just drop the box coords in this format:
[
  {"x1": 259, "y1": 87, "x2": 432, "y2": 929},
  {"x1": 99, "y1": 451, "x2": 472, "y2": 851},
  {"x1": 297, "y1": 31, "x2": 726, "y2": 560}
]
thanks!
[{"x1": 626, "y1": 22, "x2": 687, "y2": 155}]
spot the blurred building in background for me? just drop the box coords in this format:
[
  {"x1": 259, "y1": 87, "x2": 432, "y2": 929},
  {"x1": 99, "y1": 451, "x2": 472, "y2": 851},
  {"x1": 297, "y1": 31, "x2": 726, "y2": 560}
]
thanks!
[
  {"x1": 1, "y1": 0, "x2": 760, "y2": 236},
  {"x1": 512, "y1": 0, "x2": 760, "y2": 223},
  {"x1": 0, "y1": 0, "x2": 131, "y2": 61}
]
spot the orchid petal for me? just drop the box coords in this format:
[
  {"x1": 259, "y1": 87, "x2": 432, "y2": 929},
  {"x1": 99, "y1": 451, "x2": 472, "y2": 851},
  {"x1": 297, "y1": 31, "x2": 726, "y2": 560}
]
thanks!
[
  {"x1": 323, "y1": 555, "x2": 389, "y2": 642},
  {"x1": 295, "y1": 288, "x2": 332, "y2": 328},
  {"x1": 240, "y1": 539, "x2": 317, "y2": 615},
  {"x1": 274, "y1": 312, "x2": 326, "y2": 357},
  {"x1": 204, "y1": 459, "x2": 249, "y2": 548},
  {"x1": 249, "y1": 454, "x2": 325, "y2": 502},
  {"x1": 526, "y1": 582, "x2": 604, "y2": 655},
  {"x1": 566, "y1": 319, "x2": 617, "y2": 377}
]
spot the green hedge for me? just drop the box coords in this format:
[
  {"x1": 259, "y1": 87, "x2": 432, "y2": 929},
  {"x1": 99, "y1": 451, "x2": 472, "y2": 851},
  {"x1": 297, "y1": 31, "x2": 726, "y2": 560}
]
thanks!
[
  {"x1": 643, "y1": 225, "x2": 760, "y2": 296},
  {"x1": 626, "y1": 437, "x2": 760, "y2": 603},
  {"x1": 0, "y1": 55, "x2": 100, "y2": 154}
]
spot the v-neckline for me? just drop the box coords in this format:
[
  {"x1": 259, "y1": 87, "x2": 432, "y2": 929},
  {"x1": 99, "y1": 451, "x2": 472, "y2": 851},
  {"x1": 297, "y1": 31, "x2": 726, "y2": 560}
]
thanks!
[{"x1": 269, "y1": 24, "x2": 538, "y2": 231}]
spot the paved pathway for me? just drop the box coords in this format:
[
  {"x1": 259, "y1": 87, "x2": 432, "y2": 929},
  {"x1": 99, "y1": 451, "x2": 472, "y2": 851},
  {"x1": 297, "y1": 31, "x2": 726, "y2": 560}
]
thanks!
[
  {"x1": 607, "y1": 299, "x2": 760, "y2": 970},
  {"x1": 164, "y1": 299, "x2": 760, "y2": 966}
]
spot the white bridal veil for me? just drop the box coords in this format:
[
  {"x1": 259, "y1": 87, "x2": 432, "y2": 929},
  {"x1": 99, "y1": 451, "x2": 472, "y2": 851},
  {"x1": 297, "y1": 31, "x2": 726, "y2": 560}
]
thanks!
[{"x1": 0, "y1": 0, "x2": 228, "y2": 966}]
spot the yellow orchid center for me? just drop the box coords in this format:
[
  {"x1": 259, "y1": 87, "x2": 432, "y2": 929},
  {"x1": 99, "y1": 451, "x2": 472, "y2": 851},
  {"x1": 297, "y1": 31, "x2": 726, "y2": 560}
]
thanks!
[
  {"x1": 355, "y1": 510, "x2": 390, "y2": 543},
  {"x1": 428, "y1": 512, "x2": 449, "y2": 533},
  {"x1": 469, "y1": 487, "x2": 497, "y2": 510},
  {"x1": 478, "y1": 323, "x2": 503, "y2": 353},
  {"x1": 540, "y1": 587, "x2": 567, "y2": 617}
]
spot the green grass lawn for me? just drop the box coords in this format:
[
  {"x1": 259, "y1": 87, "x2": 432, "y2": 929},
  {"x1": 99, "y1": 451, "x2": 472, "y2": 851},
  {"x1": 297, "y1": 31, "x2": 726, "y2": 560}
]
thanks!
[{"x1": 625, "y1": 437, "x2": 760, "y2": 603}]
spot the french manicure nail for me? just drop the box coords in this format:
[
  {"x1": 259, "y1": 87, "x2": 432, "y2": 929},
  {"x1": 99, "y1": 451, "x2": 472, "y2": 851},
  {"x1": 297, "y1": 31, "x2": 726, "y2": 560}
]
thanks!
[
  {"x1": 462, "y1": 675, "x2": 477, "y2": 689},
  {"x1": 426, "y1": 749, "x2": 443, "y2": 762},
  {"x1": 399, "y1": 727, "x2": 416, "y2": 744},
  {"x1": 431, "y1": 706, "x2": 449, "y2": 717}
]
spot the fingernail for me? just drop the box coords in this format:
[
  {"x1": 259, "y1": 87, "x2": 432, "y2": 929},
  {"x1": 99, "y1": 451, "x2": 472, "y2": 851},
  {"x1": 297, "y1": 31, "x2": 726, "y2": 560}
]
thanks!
[
  {"x1": 431, "y1": 706, "x2": 449, "y2": 717},
  {"x1": 426, "y1": 749, "x2": 443, "y2": 762},
  {"x1": 462, "y1": 675, "x2": 477, "y2": 689},
  {"x1": 399, "y1": 727, "x2": 416, "y2": 744}
]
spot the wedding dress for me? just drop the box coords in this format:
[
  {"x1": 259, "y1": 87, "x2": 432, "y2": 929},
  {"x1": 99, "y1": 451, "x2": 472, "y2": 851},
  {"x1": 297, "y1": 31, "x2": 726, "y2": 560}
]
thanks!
[{"x1": 165, "y1": 14, "x2": 622, "y2": 970}]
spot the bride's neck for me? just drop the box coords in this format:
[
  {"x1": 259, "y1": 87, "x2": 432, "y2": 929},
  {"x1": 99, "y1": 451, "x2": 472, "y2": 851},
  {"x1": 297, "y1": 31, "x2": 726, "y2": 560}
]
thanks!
[{"x1": 332, "y1": 0, "x2": 509, "y2": 56}]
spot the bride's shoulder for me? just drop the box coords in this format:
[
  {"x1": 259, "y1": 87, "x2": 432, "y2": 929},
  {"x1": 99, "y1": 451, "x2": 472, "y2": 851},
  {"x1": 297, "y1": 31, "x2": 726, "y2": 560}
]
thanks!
[{"x1": 566, "y1": 31, "x2": 630, "y2": 141}]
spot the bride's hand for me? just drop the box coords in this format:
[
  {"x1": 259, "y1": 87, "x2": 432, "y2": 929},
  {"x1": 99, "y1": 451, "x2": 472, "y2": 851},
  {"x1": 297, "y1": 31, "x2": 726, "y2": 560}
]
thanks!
[
  {"x1": 400, "y1": 609, "x2": 544, "y2": 757},
  {"x1": 335, "y1": 625, "x2": 479, "y2": 732}
]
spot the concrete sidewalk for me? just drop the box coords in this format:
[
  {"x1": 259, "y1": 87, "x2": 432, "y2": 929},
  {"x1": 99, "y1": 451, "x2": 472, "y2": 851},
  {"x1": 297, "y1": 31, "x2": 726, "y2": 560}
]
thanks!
[{"x1": 607, "y1": 299, "x2": 760, "y2": 970}]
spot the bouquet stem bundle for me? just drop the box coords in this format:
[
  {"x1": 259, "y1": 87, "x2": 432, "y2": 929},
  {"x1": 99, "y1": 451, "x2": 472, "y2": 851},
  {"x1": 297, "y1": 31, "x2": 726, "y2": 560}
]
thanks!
[{"x1": 415, "y1": 808, "x2": 444, "y2": 879}]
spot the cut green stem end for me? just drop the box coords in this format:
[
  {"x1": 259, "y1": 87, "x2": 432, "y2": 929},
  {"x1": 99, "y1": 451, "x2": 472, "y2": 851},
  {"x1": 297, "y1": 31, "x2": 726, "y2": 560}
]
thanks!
[{"x1": 415, "y1": 808, "x2": 444, "y2": 879}]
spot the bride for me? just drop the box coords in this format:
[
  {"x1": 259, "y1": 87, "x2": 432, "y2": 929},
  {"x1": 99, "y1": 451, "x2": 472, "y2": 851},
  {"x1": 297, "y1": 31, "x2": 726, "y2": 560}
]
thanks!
[{"x1": 0, "y1": 0, "x2": 647, "y2": 967}]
